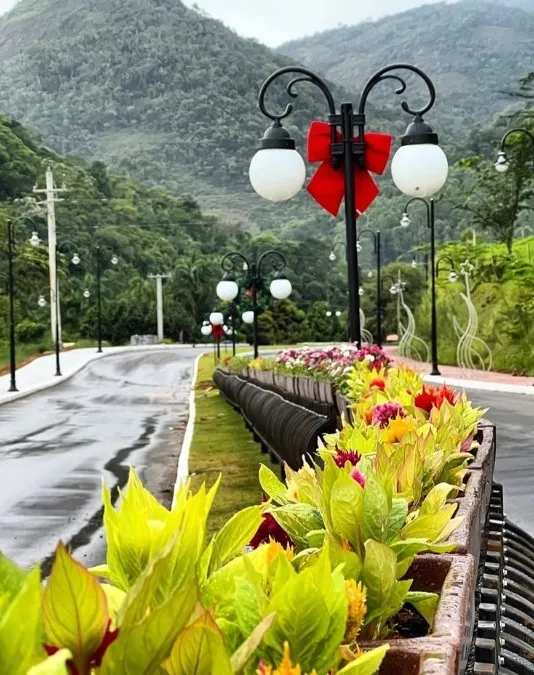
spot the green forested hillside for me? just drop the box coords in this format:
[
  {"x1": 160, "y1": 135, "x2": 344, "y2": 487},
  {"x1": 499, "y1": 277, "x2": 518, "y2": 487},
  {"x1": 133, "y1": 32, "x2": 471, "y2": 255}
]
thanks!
[
  {"x1": 0, "y1": 114, "x2": 354, "y2": 348},
  {"x1": 280, "y1": 1, "x2": 534, "y2": 139},
  {"x1": 0, "y1": 0, "x2": 402, "y2": 234}
]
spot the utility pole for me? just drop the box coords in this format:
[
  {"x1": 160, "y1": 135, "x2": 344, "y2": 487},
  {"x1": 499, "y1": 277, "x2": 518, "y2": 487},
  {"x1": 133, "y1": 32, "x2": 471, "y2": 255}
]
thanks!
[
  {"x1": 148, "y1": 273, "x2": 171, "y2": 342},
  {"x1": 33, "y1": 167, "x2": 67, "y2": 344}
]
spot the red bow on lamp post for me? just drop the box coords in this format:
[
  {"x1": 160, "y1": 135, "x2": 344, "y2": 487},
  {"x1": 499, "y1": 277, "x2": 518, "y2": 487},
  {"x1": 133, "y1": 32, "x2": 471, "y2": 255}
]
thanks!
[
  {"x1": 306, "y1": 121, "x2": 393, "y2": 217},
  {"x1": 211, "y1": 324, "x2": 225, "y2": 341}
]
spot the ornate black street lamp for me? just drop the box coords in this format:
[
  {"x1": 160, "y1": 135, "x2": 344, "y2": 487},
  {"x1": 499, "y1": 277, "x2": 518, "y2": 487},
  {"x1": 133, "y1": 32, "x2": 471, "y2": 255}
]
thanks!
[
  {"x1": 249, "y1": 64, "x2": 448, "y2": 347},
  {"x1": 435, "y1": 256, "x2": 459, "y2": 283},
  {"x1": 495, "y1": 127, "x2": 534, "y2": 173},
  {"x1": 218, "y1": 250, "x2": 292, "y2": 358},
  {"x1": 400, "y1": 197, "x2": 440, "y2": 376},
  {"x1": 4, "y1": 221, "x2": 17, "y2": 392},
  {"x1": 358, "y1": 229, "x2": 382, "y2": 346}
]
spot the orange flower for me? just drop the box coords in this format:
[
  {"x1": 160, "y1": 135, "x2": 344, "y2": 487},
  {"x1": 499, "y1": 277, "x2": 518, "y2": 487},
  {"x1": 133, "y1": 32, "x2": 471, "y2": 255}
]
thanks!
[
  {"x1": 364, "y1": 409, "x2": 374, "y2": 424},
  {"x1": 257, "y1": 643, "x2": 317, "y2": 675},
  {"x1": 265, "y1": 539, "x2": 294, "y2": 566},
  {"x1": 383, "y1": 416, "x2": 417, "y2": 443},
  {"x1": 344, "y1": 580, "x2": 367, "y2": 642},
  {"x1": 369, "y1": 377, "x2": 386, "y2": 391}
]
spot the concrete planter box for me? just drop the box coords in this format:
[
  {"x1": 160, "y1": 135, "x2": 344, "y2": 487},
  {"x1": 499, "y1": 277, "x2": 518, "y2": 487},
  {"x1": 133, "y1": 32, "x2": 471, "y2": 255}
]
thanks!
[
  {"x1": 335, "y1": 392, "x2": 353, "y2": 423},
  {"x1": 361, "y1": 554, "x2": 476, "y2": 675},
  {"x1": 468, "y1": 421, "x2": 496, "y2": 475}
]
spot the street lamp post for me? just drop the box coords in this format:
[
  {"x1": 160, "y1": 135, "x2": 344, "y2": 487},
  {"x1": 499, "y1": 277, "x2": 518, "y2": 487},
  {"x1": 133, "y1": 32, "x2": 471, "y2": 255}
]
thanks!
[
  {"x1": 95, "y1": 246, "x2": 118, "y2": 353},
  {"x1": 30, "y1": 233, "x2": 80, "y2": 377},
  {"x1": 6, "y1": 221, "x2": 17, "y2": 392},
  {"x1": 218, "y1": 250, "x2": 292, "y2": 359},
  {"x1": 209, "y1": 311, "x2": 224, "y2": 360},
  {"x1": 359, "y1": 229, "x2": 382, "y2": 345},
  {"x1": 250, "y1": 64, "x2": 448, "y2": 347},
  {"x1": 400, "y1": 197, "x2": 441, "y2": 376},
  {"x1": 495, "y1": 127, "x2": 534, "y2": 173}
]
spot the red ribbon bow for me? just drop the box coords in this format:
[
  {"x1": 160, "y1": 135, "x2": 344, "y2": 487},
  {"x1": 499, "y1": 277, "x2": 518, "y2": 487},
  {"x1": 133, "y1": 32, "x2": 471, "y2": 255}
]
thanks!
[
  {"x1": 306, "y1": 121, "x2": 393, "y2": 217},
  {"x1": 211, "y1": 324, "x2": 225, "y2": 340}
]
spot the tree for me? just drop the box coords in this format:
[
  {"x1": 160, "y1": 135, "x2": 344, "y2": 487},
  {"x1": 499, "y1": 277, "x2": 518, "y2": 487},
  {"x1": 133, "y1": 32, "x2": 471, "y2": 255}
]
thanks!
[{"x1": 456, "y1": 130, "x2": 534, "y2": 253}]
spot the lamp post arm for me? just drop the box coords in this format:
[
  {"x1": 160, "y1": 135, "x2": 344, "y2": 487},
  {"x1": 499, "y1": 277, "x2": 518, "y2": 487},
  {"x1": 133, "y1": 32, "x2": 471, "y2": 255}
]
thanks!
[
  {"x1": 435, "y1": 255, "x2": 456, "y2": 277},
  {"x1": 500, "y1": 127, "x2": 534, "y2": 165},
  {"x1": 358, "y1": 64, "x2": 436, "y2": 118},
  {"x1": 258, "y1": 66, "x2": 336, "y2": 123},
  {"x1": 358, "y1": 228, "x2": 378, "y2": 253},
  {"x1": 257, "y1": 249, "x2": 287, "y2": 279},
  {"x1": 404, "y1": 197, "x2": 431, "y2": 227}
]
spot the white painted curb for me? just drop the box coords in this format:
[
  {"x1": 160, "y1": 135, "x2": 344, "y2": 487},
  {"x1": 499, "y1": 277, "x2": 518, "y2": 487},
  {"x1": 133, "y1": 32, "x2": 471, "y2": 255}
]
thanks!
[
  {"x1": 424, "y1": 374, "x2": 534, "y2": 396},
  {"x1": 172, "y1": 351, "x2": 203, "y2": 507}
]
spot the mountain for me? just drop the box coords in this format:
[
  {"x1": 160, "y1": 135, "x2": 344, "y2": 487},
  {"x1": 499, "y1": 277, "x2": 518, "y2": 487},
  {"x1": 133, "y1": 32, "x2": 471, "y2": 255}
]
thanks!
[
  {"x1": 0, "y1": 0, "x2": 403, "y2": 234},
  {"x1": 280, "y1": 0, "x2": 534, "y2": 139}
]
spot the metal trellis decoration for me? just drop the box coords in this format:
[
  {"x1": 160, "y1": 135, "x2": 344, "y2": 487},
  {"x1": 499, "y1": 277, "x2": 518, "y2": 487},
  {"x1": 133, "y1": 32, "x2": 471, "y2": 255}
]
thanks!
[
  {"x1": 453, "y1": 259, "x2": 493, "y2": 372},
  {"x1": 396, "y1": 277, "x2": 430, "y2": 363},
  {"x1": 359, "y1": 308, "x2": 374, "y2": 345}
]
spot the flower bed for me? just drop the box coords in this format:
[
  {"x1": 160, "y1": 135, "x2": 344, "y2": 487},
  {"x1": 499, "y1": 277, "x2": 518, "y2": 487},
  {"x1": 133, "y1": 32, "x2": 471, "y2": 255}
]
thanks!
[{"x1": 0, "y1": 347, "x2": 490, "y2": 674}]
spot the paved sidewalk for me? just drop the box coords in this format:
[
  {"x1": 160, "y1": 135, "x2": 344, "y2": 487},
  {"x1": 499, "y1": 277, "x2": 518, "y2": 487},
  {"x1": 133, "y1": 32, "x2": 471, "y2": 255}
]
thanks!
[
  {"x1": 0, "y1": 344, "x2": 195, "y2": 406},
  {"x1": 386, "y1": 348, "x2": 534, "y2": 395}
]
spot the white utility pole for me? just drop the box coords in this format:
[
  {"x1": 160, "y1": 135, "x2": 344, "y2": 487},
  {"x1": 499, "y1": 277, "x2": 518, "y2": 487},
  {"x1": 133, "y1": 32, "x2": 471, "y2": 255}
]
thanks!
[
  {"x1": 33, "y1": 167, "x2": 68, "y2": 344},
  {"x1": 148, "y1": 273, "x2": 171, "y2": 342}
]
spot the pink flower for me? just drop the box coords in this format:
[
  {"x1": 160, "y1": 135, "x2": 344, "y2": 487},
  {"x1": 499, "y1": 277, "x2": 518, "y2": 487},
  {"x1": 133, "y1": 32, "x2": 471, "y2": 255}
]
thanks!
[
  {"x1": 372, "y1": 402, "x2": 406, "y2": 428},
  {"x1": 334, "y1": 448, "x2": 361, "y2": 468},
  {"x1": 350, "y1": 468, "x2": 366, "y2": 487}
]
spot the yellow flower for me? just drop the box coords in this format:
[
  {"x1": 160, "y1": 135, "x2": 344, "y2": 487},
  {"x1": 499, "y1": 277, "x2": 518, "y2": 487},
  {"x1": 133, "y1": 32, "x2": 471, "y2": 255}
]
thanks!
[
  {"x1": 383, "y1": 416, "x2": 417, "y2": 444},
  {"x1": 257, "y1": 643, "x2": 317, "y2": 675},
  {"x1": 265, "y1": 539, "x2": 294, "y2": 566},
  {"x1": 344, "y1": 580, "x2": 367, "y2": 642}
]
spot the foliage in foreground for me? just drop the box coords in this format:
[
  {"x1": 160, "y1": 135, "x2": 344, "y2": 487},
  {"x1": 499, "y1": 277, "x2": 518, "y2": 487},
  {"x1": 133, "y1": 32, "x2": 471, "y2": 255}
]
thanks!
[{"x1": 0, "y1": 470, "x2": 388, "y2": 675}]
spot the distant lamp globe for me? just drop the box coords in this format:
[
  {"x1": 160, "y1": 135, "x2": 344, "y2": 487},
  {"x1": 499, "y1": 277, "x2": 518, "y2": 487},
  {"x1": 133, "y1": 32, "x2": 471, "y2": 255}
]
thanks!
[
  {"x1": 216, "y1": 278, "x2": 239, "y2": 302},
  {"x1": 111, "y1": 255, "x2": 119, "y2": 265},
  {"x1": 83, "y1": 288, "x2": 91, "y2": 299},
  {"x1": 359, "y1": 287, "x2": 365, "y2": 296},
  {"x1": 201, "y1": 325, "x2": 212, "y2": 336},
  {"x1": 38, "y1": 295, "x2": 47, "y2": 308},
  {"x1": 390, "y1": 285, "x2": 398, "y2": 295},
  {"x1": 29, "y1": 231, "x2": 41, "y2": 247},
  {"x1": 249, "y1": 122, "x2": 306, "y2": 201},
  {"x1": 448, "y1": 270, "x2": 458, "y2": 283},
  {"x1": 400, "y1": 213, "x2": 411, "y2": 228},
  {"x1": 242, "y1": 310, "x2": 255, "y2": 325},
  {"x1": 209, "y1": 311, "x2": 224, "y2": 326},
  {"x1": 72, "y1": 253, "x2": 81, "y2": 265},
  {"x1": 270, "y1": 275, "x2": 292, "y2": 300},
  {"x1": 326, "y1": 310, "x2": 332, "y2": 317},
  {"x1": 494, "y1": 151, "x2": 509, "y2": 173},
  {"x1": 391, "y1": 117, "x2": 448, "y2": 197},
  {"x1": 335, "y1": 311, "x2": 342, "y2": 317},
  {"x1": 329, "y1": 251, "x2": 336, "y2": 262},
  {"x1": 411, "y1": 259, "x2": 418, "y2": 269},
  {"x1": 356, "y1": 240, "x2": 362, "y2": 253},
  {"x1": 367, "y1": 270, "x2": 373, "y2": 278}
]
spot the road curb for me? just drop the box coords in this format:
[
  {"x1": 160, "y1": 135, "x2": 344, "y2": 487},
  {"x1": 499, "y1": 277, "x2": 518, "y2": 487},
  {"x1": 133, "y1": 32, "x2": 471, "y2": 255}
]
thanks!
[
  {"x1": 0, "y1": 344, "x2": 194, "y2": 407},
  {"x1": 172, "y1": 351, "x2": 203, "y2": 507},
  {"x1": 424, "y1": 374, "x2": 534, "y2": 396}
]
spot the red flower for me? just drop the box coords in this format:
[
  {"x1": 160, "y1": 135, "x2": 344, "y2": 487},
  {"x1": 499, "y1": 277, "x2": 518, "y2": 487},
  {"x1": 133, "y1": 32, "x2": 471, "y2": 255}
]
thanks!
[
  {"x1": 415, "y1": 385, "x2": 458, "y2": 413},
  {"x1": 249, "y1": 501, "x2": 293, "y2": 549},
  {"x1": 369, "y1": 377, "x2": 386, "y2": 391},
  {"x1": 350, "y1": 468, "x2": 366, "y2": 488},
  {"x1": 334, "y1": 448, "x2": 361, "y2": 468},
  {"x1": 45, "y1": 621, "x2": 119, "y2": 674}
]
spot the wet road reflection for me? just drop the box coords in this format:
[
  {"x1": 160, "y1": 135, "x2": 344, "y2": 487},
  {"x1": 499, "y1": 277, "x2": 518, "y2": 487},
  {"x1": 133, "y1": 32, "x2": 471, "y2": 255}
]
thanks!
[{"x1": 0, "y1": 348, "x2": 196, "y2": 570}]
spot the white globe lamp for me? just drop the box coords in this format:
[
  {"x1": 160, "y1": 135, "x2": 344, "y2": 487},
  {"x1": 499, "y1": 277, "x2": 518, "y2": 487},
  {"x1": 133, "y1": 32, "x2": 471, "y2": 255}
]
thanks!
[
  {"x1": 209, "y1": 311, "x2": 224, "y2": 326},
  {"x1": 38, "y1": 295, "x2": 47, "y2": 308},
  {"x1": 242, "y1": 310, "x2": 255, "y2": 325},
  {"x1": 72, "y1": 253, "x2": 81, "y2": 266},
  {"x1": 216, "y1": 277, "x2": 239, "y2": 302},
  {"x1": 111, "y1": 255, "x2": 119, "y2": 265},
  {"x1": 494, "y1": 151, "x2": 509, "y2": 173},
  {"x1": 83, "y1": 288, "x2": 91, "y2": 299},
  {"x1": 448, "y1": 270, "x2": 458, "y2": 283},
  {"x1": 326, "y1": 310, "x2": 332, "y2": 317},
  {"x1": 335, "y1": 311, "x2": 342, "y2": 317},
  {"x1": 270, "y1": 275, "x2": 292, "y2": 300},
  {"x1": 201, "y1": 325, "x2": 212, "y2": 337},
  {"x1": 29, "y1": 231, "x2": 41, "y2": 247},
  {"x1": 249, "y1": 122, "x2": 306, "y2": 202},
  {"x1": 391, "y1": 116, "x2": 448, "y2": 198}
]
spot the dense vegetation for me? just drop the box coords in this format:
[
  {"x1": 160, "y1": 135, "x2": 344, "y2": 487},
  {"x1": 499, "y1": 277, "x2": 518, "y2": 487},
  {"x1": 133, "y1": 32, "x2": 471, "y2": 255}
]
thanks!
[{"x1": 281, "y1": 0, "x2": 534, "y2": 141}]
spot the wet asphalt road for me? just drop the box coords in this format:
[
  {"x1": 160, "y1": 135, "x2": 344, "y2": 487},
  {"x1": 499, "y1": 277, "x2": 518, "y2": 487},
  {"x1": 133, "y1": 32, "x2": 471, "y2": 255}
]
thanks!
[
  {"x1": 468, "y1": 390, "x2": 534, "y2": 534},
  {"x1": 0, "y1": 348, "x2": 197, "y2": 571}
]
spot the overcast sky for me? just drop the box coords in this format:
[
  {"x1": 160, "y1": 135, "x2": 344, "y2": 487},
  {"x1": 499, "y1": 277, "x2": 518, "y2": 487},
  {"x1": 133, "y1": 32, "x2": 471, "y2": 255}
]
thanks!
[{"x1": 0, "y1": 0, "x2": 455, "y2": 46}]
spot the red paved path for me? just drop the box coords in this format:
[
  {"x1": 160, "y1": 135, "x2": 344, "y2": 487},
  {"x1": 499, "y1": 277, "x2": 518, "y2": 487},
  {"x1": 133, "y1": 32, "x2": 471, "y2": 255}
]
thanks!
[{"x1": 384, "y1": 347, "x2": 534, "y2": 387}]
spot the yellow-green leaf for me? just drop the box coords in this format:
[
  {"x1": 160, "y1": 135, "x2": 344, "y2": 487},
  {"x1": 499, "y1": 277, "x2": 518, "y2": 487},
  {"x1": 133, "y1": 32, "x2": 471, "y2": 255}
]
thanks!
[
  {"x1": 209, "y1": 505, "x2": 264, "y2": 574},
  {"x1": 259, "y1": 465, "x2": 288, "y2": 504},
  {"x1": 100, "y1": 582, "x2": 198, "y2": 674},
  {"x1": 101, "y1": 584, "x2": 127, "y2": 625},
  {"x1": 360, "y1": 540, "x2": 396, "y2": 619},
  {"x1": 163, "y1": 611, "x2": 233, "y2": 675},
  {"x1": 419, "y1": 483, "x2": 457, "y2": 517},
  {"x1": 0, "y1": 566, "x2": 43, "y2": 675},
  {"x1": 337, "y1": 644, "x2": 389, "y2": 675},
  {"x1": 401, "y1": 504, "x2": 458, "y2": 541},
  {"x1": 230, "y1": 613, "x2": 276, "y2": 673},
  {"x1": 42, "y1": 543, "x2": 109, "y2": 675}
]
